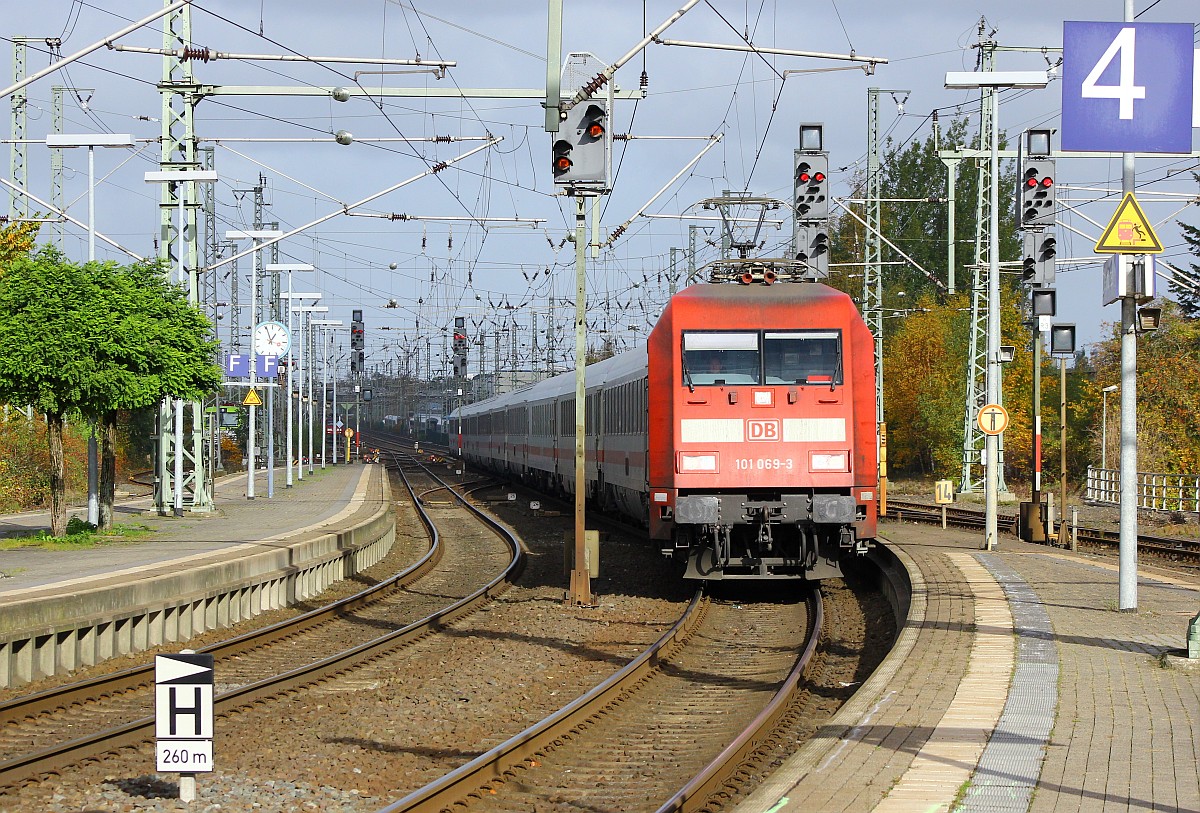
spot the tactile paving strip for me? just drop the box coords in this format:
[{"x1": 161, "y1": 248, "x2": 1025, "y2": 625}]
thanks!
[{"x1": 957, "y1": 554, "x2": 1058, "y2": 812}]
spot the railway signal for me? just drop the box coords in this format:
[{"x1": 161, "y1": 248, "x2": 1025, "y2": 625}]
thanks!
[
  {"x1": 1021, "y1": 231, "x2": 1057, "y2": 287},
  {"x1": 1022, "y1": 232, "x2": 1038, "y2": 283},
  {"x1": 551, "y1": 100, "x2": 610, "y2": 188},
  {"x1": 793, "y1": 152, "x2": 829, "y2": 220},
  {"x1": 452, "y1": 316, "x2": 469, "y2": 378},
  {"x1": 1018, "y1": 157, "x2": 1056, "y2": 228},
  {"x1": 350, "y1": 309, "x2": 365, "y2": 354},
  {"x1": 794, "y1": 223, "x2": 829, "y2": 279},
  {"x1": 1035, "y1": 233, "x2": 1057, "y2": 286}
]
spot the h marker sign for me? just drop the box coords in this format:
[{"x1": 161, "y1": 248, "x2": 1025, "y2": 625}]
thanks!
[{"x1": 155, "y1": 653, "x2": 214, "y2": 773}]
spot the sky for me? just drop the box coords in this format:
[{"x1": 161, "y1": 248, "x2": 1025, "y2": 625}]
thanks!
[{"x1": 3, "y1": 1, "x2": 1197, "y2": 378}]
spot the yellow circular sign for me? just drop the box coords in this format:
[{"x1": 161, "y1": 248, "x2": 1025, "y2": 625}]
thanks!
[
  {"x1": 977, "y1": 404, "x2": 1009, "y2": 436},
  {"x1": 344, "y1": 428, "x2": 355, "y2": 438}
]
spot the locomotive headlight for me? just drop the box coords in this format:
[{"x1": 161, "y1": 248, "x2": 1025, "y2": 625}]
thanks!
[
  {"x1": 810, "y1": 452, "x2": 848, "y2": 472},
  {"x1": 677, "y1": 452, "x2": 719, "y2": 473}
]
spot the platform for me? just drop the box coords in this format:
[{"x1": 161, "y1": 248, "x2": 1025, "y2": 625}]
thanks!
[
  {"x1": 0, "y1": 464, "x2": 394, "y2": 688},
  {"x1": 736, "y1": 522, "x2": 1200, "y2": 813}
]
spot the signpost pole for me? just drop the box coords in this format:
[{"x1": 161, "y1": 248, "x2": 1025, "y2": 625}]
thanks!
[
  {"x1": 1118, "y1": 0, "x2": 1139, "y2": 612},
  {"x1": 1060, "y1": 16, "x2": 1193, "y2": 609}
]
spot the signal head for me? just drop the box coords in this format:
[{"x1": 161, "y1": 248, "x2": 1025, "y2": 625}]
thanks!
[
  {"x1": 580, "y1": 104, "x2": 607, "y2": 142},
  {"x1": 793, "y1": 153, "x2": 830, "y2": 221},
  {"x1": 552, "y1": 139, "x2": 573, "y2": 177}
]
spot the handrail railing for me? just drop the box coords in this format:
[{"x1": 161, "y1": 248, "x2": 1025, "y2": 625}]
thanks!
[{"x1": 1085, "y1": 466, "x2": 1200, "y2": 514}]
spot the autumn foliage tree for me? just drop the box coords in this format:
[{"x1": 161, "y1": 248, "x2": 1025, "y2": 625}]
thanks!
[{"x1": 1088, "y1": 300, "x2": 1200, "y2": 474}]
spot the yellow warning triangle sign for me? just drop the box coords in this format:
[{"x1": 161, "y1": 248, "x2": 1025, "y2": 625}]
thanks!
[
  {"x1": 242, "y1": 388, "x2": 263, "y2": 407},
  {"x1": 1095, "y1": 193, "x2": 1163, "y2": 254}
]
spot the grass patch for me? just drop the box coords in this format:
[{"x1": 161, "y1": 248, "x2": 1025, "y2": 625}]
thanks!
[{"x1": 0, "y1": 518, "x2": 154, "y2": 550}]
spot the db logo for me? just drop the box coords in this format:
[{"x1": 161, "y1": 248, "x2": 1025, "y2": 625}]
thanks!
[{"x1": 747, "y1": 419, "x2": 780, "y2": 441}]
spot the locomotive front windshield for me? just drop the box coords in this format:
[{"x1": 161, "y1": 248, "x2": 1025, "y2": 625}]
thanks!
[{"x1": 682, "y1": 330, "x2": 841, "y2": 386}]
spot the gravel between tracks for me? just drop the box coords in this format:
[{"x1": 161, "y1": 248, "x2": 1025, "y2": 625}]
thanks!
[{"x1": 1, "y1": 475, "x2": 892, "y2": 813}]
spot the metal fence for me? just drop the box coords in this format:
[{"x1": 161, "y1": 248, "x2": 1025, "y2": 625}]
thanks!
[{"x1": 1086, "y1": 467, "x2": 1200, "y2": 514}]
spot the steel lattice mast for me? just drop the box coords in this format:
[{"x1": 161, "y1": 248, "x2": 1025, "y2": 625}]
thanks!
[
  {"x1": 154, "y1": 0, "x2": 213, "y2": 513},
  {"x1": 958, "y1": 26, "x2": 1008, "y2": 495}
]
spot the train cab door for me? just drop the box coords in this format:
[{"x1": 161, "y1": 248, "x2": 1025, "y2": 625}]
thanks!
[
  {"x1": 550, "y1": 397, "x2": 560, "y2": 478},
  {"x1": 588, "y1": 389, "x2": 603, "y2": 500}
]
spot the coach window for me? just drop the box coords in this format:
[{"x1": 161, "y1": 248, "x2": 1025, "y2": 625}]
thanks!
[
  {"x1": 764, "y1": 330, "x2": 842, "y2": 385},
  {"x1": 682, "y1": 332, "x2": 760, "y2": 386}
]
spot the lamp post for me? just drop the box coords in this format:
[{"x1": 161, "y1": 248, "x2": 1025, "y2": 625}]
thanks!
[
  {"x1": 48, "y1": 133, "x2": 134, "y2": 527},
  {"x1": 273, "y1": 270, "x2": 318, "y2": 486},
  {"x1": 945, "y1": 69, "x2": 1049, "y2": 550},
  {"x1": 292, "y1": 305, "x2": 329, "y2": 479},
  {"x1": 225, "y1": 229, "x2": 282, "y2": 499},
  {"x1": 1101, "y1": 384, "x2": 1119, "y2": 471},
  {"x1": 310, "y1": 320, "x2": 343, "y2": 468},
  {"x1": 145, "y1": 169, "x2": 219, "y2": 516}
]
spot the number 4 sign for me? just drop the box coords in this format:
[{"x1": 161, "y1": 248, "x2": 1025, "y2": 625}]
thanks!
[{"x1": 1062, "y1": 21, "x2": 1194, "y2": 154}]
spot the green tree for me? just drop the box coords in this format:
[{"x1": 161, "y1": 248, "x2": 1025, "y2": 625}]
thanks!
[
  {"x1": 0, "y1": 247, "x2": 221, "y2": 534},
  {"x1": 1177, "y1": 198, "x2": 1200, "y2": 318},
  {"x1": 831, "y1": 118, "x2": 1021, "y2": 306}
]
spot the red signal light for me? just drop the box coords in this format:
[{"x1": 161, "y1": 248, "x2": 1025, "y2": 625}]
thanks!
[
  {"x1": 1025, "y1": 177, "x2": 1039, "y2": 188},
  {"x1": 798, "y1": 172, "x2": 810, "y2": 183},
  {"x1": 554, "y1": 156, "x2": 572, "y2": 171},
  {"x1": 586, "y1": 122, "x2": 604, "y2": 139},
  {"x1": 813, "y1": 172, "x2": 826, "y2": 183},
  {"x1": 1040, "y1": 176, "x2": 1053, "y2": 188}
]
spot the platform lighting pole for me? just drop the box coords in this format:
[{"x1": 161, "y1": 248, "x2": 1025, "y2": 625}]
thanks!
[
  {"x1": 274, "y1": 271, "x2": 318, "y2": 485},
  {"x1": 49, "y1": 133, "x2": 134, "y2": 526},
  {"x1": 292, "y1": 305, "x2": 329, "y2": 479},
  {"x1": 145, "y1": 169, "x2": 219, "y2": 516},
  {"x1": 311, "y1": 321, "x2": 343, "y2": 468},
  {"x1": 225, "y1": 229, "x2": 283, "y2": 499},
  {"x1": 945, "y1": 70, "x2": 1048, "y2": 550},
  {"x1": 331, "y1": 353, "x2": 340, "y2": 464}
]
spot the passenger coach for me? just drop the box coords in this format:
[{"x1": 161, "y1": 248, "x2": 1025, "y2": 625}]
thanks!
[{"x1": 457, "y1": 265, "x2": 878, "y2": 581}]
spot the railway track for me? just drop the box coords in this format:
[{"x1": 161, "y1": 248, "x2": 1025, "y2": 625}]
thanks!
[
  {"x1": 378, "y1": 585, "x2": 823, "y2": 813},
  {"x1": 885, "y1": 499, "x2": 1200, "y2": 566},
  {"x1": 0, "y1": 452, "x2": 523, "y2": 792}
]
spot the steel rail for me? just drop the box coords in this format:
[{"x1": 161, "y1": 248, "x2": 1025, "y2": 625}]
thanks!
[
  {"x1": 377, "y1": 589, "x2": 709, "y2": 812},
  {"x1": 0, "y1": 454, "x2": 521, "y2": 789},
  {"x1": 655, "y1": 589, "x2": 824, "y2": 813},
  {"x1": 1, "y1": 460, "x2": 434, "y2": 727}
]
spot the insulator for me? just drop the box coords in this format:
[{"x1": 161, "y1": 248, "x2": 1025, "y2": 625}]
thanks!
[{"x1": 181, "y1": 46, "x2": 212, "y2": 63}]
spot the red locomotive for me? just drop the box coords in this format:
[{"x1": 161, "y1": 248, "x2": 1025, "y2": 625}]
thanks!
[{"x1": 458, "y1": 263, "x2": 878, "y2": 580}]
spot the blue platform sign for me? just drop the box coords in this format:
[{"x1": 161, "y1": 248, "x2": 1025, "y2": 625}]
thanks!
[
  {"x1": 1061, "y1": 21, "x2": 1194, "y2": 153},
  {"x1": 223, "y1": 353, "x2": 278, "y2": 378}
]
